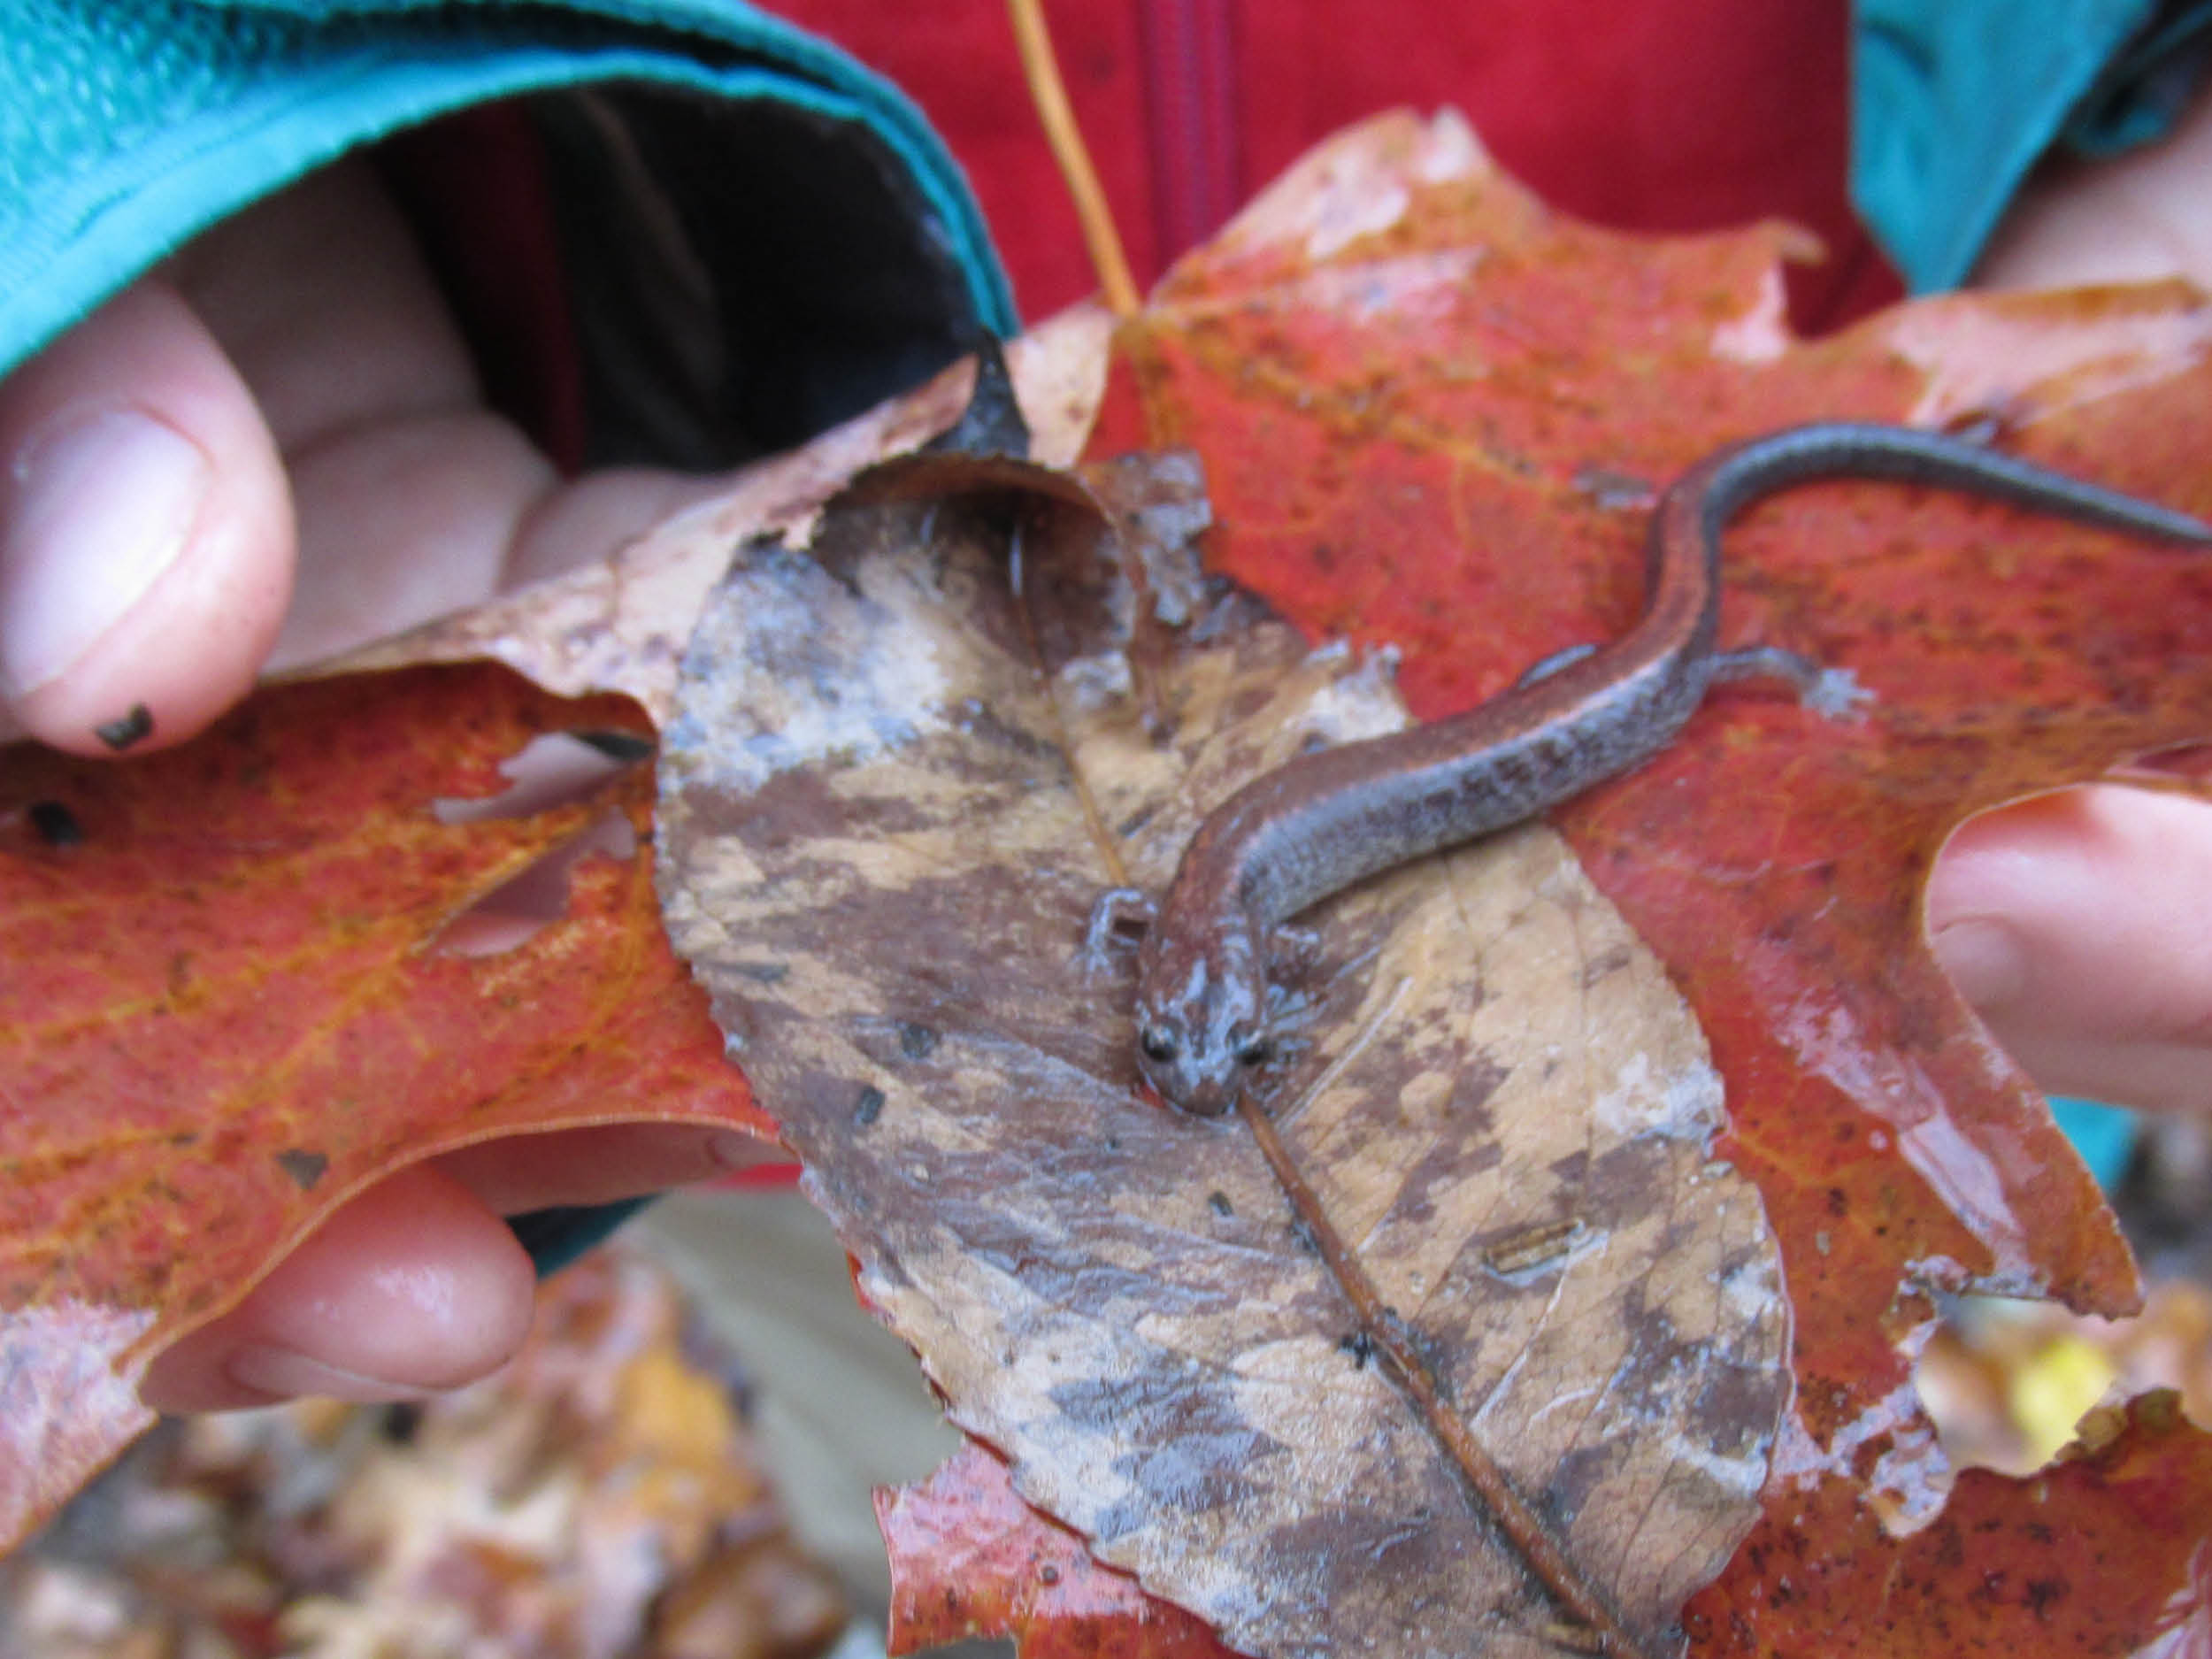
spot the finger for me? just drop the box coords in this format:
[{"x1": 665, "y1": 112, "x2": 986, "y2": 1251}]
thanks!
[
  {"x1": 266, "y1": 407, "x2": 557, "y2": 669},
  {"x1": 138, "y1": 1162, "x2": 534, "y2": 1413},
  {"x1": 0, "y1": 280, "x2": 293, "y2": 754},
  {"x1": 500, "y1": 465, "x2": 733, "y2": 592},
  {"x1": 1974, "y1": 75, "x2": 2212, "y2": 292},
  {"x1": 171, "y1": 159, "x2": 703, "y2": 665},
  {"x1": 1927, "y1": 783, "x2": 2212, "y2": 1115},
  {"x1": 266, "y1": 422, "x2": 730, "y2": 672},
  {"x1": 172, "y1": 156, "x2": 479, "y2": 456},
  {"x1": 434, "y1": 1121, "x2": 784, "y2": 1216},
  {"x1": 172, "y1": 157, "x2": 726, "y2": 664}
]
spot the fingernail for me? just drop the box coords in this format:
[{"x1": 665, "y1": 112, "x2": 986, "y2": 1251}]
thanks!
[
  {"x1": 224, "y1": 1343, "x2": 432, "y2": 1404},
  {"x1": 1, "y1": 405, "x2": 210, "y2": 696},
  {"x1": 1932, "y1": 917, "x2": 2029, "y2": 1010}
]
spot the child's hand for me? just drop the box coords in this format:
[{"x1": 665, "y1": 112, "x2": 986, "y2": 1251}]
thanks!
[
  {"x1": 0, "y1": 156, "x2": 722, "y2": 755},
  {"x1": 0, "y1": 157, "x2": 769, "y2": 1411}
]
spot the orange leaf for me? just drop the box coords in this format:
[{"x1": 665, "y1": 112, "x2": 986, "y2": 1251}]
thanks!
[
  {"x1": 883, "y1": 1402, "x2": 2212, "y2": 1658},
  {"x1": 881, "y1": 1440, "x2": 1234, "y2": 1659},
  {"x1": 0, "y1": 663, "x2": 770, "y2": 1547},
  {"x1": 1684, "y1": 1394, "x2": 2212, "y2": 1655}
]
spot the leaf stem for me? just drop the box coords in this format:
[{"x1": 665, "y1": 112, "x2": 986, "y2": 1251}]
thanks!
[
  {"x1": 1233, "y1": 1091, "x2": 1658, "y2": 1659},
  {"x1": 1006, "y1": 0, "x2": 1143, "y2": 318}
]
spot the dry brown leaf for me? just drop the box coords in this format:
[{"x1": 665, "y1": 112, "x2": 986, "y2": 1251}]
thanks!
[{"x1": 655, "y1": 449, "x2": 1788, "y2": 1659}]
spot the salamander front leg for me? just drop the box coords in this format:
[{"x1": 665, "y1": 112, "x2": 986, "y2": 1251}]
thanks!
[
  {"x1": 1081, "y1": 887, "x2": 1156, "y2": 968},
  {"x1": 1268, "y1": 920, "x2": 1325, "y2": 978}
]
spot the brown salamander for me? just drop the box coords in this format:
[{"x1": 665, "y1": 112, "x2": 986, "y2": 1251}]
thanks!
[{"x1": 1093, "y1": 421, "x2": 2212, "y2": 1115}]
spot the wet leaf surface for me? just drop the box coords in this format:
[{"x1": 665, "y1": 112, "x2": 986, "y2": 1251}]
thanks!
[
  {"x1": 885, "y1": 1396, "x2": 2212, "y2": 1659},
  {"x1": 1685, "y1": 1393, "x2": 2212, "y2": 1657},
  {"x1": 0, "y1": 665, "x2": 770, "y2": 1545},
  {"x1": 1112, "y1": 114, "x2": 2212, "y2": 1409},
  {"x1": 657, "y1": 448, "x2": 1789, "y2": 1657},
  {"x1": 7, "y1": 97, "x2": 2211, "y2": 1656},
  {"x1": 1100, "y1": 111, "x2": 2212, "y2": 1630},
  {"x1": 881, "y1": 1440, "x2": 1233, "y2": 1659},
  {"x1": 0, "y1": 328, "x2": 1111, "y2": 1553}
]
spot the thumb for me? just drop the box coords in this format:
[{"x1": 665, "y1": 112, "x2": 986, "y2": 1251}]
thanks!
[
  {"x1": 0, "y1": 279, "x2": 293, "y2": 755},
  {"x1": 1927, "y1": 783, "x2": 2212, "y2": 1114}
]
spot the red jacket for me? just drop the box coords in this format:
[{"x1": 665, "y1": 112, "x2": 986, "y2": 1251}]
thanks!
[{"x1": 773, "y1": 0, "x2": 1901, "y2": 331}]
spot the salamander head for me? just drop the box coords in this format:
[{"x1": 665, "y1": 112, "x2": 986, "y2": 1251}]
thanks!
[{"x1": 1133, "y1": 915, "x2": 1273, "y2": 1117}]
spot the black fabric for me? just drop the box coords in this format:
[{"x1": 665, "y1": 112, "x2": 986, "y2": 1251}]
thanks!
[{"x1": 534, "y1": 84, "x2": 985, "y2": 470}]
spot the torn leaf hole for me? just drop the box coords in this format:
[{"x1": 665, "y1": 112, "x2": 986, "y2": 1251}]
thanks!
[
  {"x1": 274, "y1": 1148, "x2": 328, "y2": 1190},
  {"x1": 27, "y1": 801, "x2": 85, "y2": 847},
  {"x1": 380, "y1": 1402, "x2": 424, "y2": 1444},
  {"x1": 430, "y1": 811, "x2": 636, "y2": 958},
  {"x1": 571, "y1": 730, "x2": 657, "y2": 764},
  {"x1": 2108, "y1": 741, "x2": 2212, "y2": 791},
  {"x1": 431, "y1": 732, "x2": 643, "y2": 826},
  {"x1": 425, "y1": 732, "x2": 649, "y2": 957}
]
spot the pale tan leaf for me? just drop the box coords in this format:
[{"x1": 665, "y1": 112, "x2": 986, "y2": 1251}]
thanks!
[{"x1": 655, "y1": 448, "x2": 1788, "y2": 1659}]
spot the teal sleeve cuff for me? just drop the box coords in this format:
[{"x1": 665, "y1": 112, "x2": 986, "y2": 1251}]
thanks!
[
  {"x1": 0, "y1": 0, "x2": 1015, "y2": 380},
  {"x1": 1852, "y1": 0, "x2": 2212, "y2": 290}
]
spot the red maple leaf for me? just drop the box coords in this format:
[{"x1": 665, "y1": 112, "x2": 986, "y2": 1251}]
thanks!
[{"x1": 0, "y1": 663, "x2": 771, "y2": 1545}]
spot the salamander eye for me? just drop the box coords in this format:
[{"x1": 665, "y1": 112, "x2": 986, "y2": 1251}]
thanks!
[
  {"x1": 1235, "y1": 1035, "x2": 1272, "y2": 1068},
  {"x1": 1140, "y1": 1026, "x2": 1180, "y2": 1064}
]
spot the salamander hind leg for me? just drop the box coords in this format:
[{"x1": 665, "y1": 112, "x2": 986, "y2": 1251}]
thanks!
[{"x1": 1707, "y1": 643, "x2": 1871, "y2": 721}]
